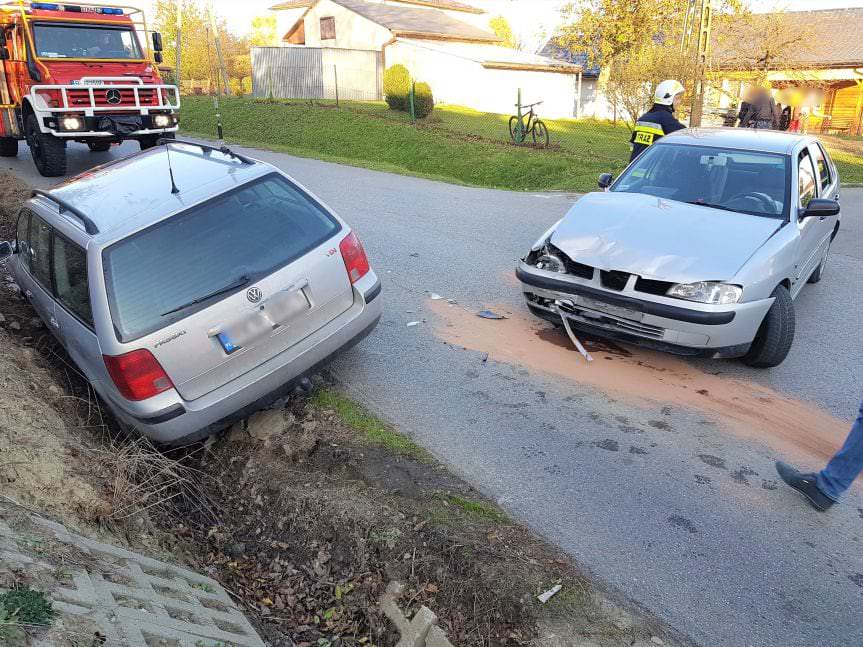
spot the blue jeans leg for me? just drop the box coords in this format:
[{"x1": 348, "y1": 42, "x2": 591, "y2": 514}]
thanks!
[{"x1": 816, "y1": 399, "x2": 863, "y2": 502}]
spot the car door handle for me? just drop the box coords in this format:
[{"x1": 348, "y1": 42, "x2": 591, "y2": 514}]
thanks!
[{"x1": 49, "y1": 317, "x2": 59, "y2": 329}]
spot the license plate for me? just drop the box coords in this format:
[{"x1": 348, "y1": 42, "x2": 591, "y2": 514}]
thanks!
[
  {"x1": 576, "y1": 296, "x2": 643, "y2": 322},
  {"x1": 70, "y1": 80, "x2": 106, "y2": 86},
  {"x1": 215, "y1": 286, "x2": 311, "y2": 354}
]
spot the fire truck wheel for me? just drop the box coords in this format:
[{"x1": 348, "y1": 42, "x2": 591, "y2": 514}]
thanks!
[
  {"x1": 138, "y1": 135, "x2": 160, "y2": 150},
  {"x1": 87, "y1": 141, "x2": 112, "y2": 152},
  {"x1": 0, "y1": 138, "x2": 18, "y2": 157},
  {"x1": 25, "y1": 115, "x2": 66, "y2": 177}
]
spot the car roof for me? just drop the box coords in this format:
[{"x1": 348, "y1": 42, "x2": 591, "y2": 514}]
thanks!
[
  {"x1": 659, "y1": 127, "x2": 815, "y2": 155},
  {"x1": 32, "y1": 143, "x2": 271, "y2": 242}
]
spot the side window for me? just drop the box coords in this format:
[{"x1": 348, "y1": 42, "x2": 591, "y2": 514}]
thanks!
[
  {"x1": 320, "y1": 16, "x2": 335, "y2": 40},
  {"x1": 53, "y1": 234, "x2": 93, "y2": 327},
  {"x1": 15, "y1": 209, "x2": 30, "y2": 270},
  {"x1": 28, "y1": 214, "x2": 53, "y2": 289},
  {"x1": 812, "y1": 144, "x2": 831, "y2": 191},
  {"x1": 798, "y1": 151, "x2": 817, "y2": 209}
]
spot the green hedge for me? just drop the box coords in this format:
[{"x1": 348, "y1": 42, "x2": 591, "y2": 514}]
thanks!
[
  {"x1": 413, "y1": 81, "x2": 434, "y2": 118},
  {"x1": 384, "y1": 64, "x2": 411, "y2": 111}
]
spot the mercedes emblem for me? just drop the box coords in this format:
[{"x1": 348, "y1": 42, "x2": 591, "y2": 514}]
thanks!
[{"x1": 105, "y1": 88, "x2": 122, "y2": 105}]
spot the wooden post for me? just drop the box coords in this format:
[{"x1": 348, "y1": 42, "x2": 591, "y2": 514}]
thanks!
[
  {"x1": 409, "y1": 81, "x2": 416, "y2": 121},
  {"x1": 516, "y1": 87, "x2": 523, "y2": 143},
  {"x1": 854, "y1": 80, "x2": 863, "y2": 136},
  {"x1": 576, "y1": 71, "x2": 582, "y2": 118},
  {"x1": 207, "y1": 0, "x2": 231, "y2": 95},
  {"x1": 334, "y1": 65, "x2": 339, "y2": 107},
  {"x1": 175, "y1": 0, "x2": 182, "y2": 88}
]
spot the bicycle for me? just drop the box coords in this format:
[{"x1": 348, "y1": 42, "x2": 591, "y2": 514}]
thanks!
[{"x1": 509, "y1": 101, "x2": 549, "y2": 148}]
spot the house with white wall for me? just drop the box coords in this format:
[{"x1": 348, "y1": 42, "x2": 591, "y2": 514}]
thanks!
[{"x1": 266, "y1": 0, "x2": 584, "y2": 118}]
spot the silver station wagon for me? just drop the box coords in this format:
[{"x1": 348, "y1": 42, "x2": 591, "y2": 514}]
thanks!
[
  {"x1": 518, "y1": 129, "x2": 841, "y2": 368},
  {"x1": 0, "y1": 140, "x2": 382, "y2": 444}
]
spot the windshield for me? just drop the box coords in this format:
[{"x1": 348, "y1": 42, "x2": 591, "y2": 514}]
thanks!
[
  {"x1": 32, "y1": 24, "x2": 142, "y2": 59},
  {"x1": 103, "y1": 174, "x2": 342, "y2": 342},
  {"x1": 613, "y1": 144, "x2": 789, "y2": 219}
]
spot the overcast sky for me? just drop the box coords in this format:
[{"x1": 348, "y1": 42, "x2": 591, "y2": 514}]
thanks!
[{"x1": 128, "y1": 0, "x2": 863, "y2": 47}]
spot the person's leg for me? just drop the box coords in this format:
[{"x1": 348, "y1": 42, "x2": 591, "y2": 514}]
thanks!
[{"x1": 816, "y1": 399, "x2": 863, "y2": 501}]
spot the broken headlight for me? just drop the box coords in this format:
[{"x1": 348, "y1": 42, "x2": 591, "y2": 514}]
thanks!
[
  {"x1": 666, "y1": 282, "x2": 742, "y2": 305},
  {"x1": 534, "y1": 248, "x2": 567, "y2": 273}
]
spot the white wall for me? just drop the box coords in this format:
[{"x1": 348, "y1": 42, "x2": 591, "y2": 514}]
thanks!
[
  {"x1": 386, "y1": 39, "x2": 579, "y2": 118},
  {"x1": 578, "y1": 77, "x2": 616, "y2": 120},
  {"x1": 297, "y1": 0, "x2": 394, "y2": 49}
]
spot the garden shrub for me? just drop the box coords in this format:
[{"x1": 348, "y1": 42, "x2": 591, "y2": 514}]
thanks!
[
  {"x1": 384, "y1": 64, "x2": 411, "y2": 111},
  {"x1": 413, "y1": 81, "x2": 434, "y2": 118}
]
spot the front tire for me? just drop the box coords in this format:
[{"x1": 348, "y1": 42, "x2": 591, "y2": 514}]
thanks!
[
  {"x1": 87, "y1": 140, "x2": 111, "y2": 152},
  {"x1": 25, "y1": 115, "x2": 66, "y2": 177},
  {"x1": 742, "y1": 285, "x2": 795, "y2": 368},
  {"x1": 0, "y1": 137, "x2": 18, "y2": 157}
]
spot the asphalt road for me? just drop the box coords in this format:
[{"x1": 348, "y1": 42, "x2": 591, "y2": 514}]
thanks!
[{"x1": 9, "y1": 141, "x2": 863, "y2": 647}]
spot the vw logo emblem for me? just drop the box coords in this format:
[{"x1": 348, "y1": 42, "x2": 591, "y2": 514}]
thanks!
[
  {"x1": 246, "y1": 287, "x2": 262, "y2": 303},
  {"x1": 105, "y1": 88, "x2": 122, "y2": 104}
]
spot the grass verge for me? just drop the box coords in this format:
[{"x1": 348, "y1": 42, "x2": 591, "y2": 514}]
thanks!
[
  {"x1": 179, "y1": 96, "x2": 629, "y2": 192},
  {"x1": 312, "y1": 388, "x2": 434, "y2": 463},
  {"x1": 179, "y1": 96, "x2": 862, "y2": 191}
]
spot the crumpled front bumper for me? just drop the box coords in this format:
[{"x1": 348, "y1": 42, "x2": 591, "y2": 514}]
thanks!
[{"x1": 516, "y1": 261, "x2": 774, "y2": 357}]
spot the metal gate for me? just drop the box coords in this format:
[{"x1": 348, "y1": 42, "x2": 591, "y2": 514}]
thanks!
[{"x1": 251, "y1": 47, "x2": 382, "y2": 102}]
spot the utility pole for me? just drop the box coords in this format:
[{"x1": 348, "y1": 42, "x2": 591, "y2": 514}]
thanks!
[
  {"x1": 207, "y1": 0, "x2": 231, "y2": 95},
  {"x1": 689, "y1": 0, "x2": 713, "y2": 127},
  {"x1": 175, "y1": 0, "x2": 182, "y2": 88}
]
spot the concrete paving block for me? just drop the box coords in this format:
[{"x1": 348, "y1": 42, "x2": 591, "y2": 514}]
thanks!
[{"x1": 0, "y1": 513, "x2": 265, "y2": 647}]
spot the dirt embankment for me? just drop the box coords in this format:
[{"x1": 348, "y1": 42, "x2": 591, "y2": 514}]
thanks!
[{"x1": 430, "y1": 300, "x2": 849, "y2": 464}]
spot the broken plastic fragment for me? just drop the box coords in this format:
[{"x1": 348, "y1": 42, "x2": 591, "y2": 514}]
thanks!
[
  {"x1": 477, "y1": 310, "x2": 507, "y2": 320},
  {"x1": 406, "y1": 321, "x2": 422, "y2": 327},
  {"x1": 430, "y1": 293, "x2": 444, "y2": 300},
  {"x1": 537, "y1": 584, "x2": 562, "y2": 603}
]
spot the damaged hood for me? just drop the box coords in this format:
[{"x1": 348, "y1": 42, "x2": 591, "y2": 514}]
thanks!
[{"x1": 550, "y1": 192, "x2": 783, "y2": 283}]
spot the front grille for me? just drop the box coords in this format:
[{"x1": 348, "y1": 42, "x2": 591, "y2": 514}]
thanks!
[
  {"x1": 67, "y1": 88, "x2": 157, "y2": 108},
  {"x1": 600, "y1": 269, "x2": 631, "y2": 291},
  {"x1": 634, "y1": 277, "x2": 674, "y2": 296}
]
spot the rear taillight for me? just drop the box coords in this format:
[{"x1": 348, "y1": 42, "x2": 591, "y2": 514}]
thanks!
[
  {"x1": 339, "y1": 231, "x2": 370, "y2": 284},
  {"x1": 103, "y1": 350, "x2": 174, "y2": 401}
]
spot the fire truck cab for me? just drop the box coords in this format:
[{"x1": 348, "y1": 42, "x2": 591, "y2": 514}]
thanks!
[{"x1": 0, "y1": 1, "x2": 179, "y2": 176}]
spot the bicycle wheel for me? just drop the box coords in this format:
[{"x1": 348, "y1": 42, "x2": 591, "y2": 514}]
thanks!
[
  {"x1": 532, "y1": 120, "x2": 550, "y2": 148},
  {"x1": 509, "y1": 115, "x2": 525, "y2": 143}
]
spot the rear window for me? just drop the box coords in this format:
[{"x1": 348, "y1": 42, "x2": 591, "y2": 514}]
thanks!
[{"x1": 103, "y1": 173, "x2": 341, "y2": 342}]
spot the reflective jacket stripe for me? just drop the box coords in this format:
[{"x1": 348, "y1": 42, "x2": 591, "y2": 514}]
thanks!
[{"x1": 633, "y1": 122, "x2": 665, "y2": 136}]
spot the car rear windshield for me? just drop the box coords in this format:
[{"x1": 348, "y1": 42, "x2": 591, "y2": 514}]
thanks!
[
  {"x1": 613, "y1": 144, "x2": 790, "y2": 219},
  {"x1": 33, "y1": 24, "x2": 143, "y2": 59},
  {"x1": 103, "y1": 173, "x2": 341, "y2": 342}
]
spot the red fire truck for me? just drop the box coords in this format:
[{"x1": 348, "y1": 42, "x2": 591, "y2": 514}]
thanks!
[{"x1": 0, "y1": 1, "x2": 179, "y2": 176}]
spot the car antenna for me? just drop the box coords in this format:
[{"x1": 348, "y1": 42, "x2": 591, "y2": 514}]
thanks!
[{"x1": 164, "y1": 140, "x2": 180, "y2": 194}]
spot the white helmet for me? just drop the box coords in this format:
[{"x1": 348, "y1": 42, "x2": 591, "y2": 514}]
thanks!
[{"x1": 654, "y1": 79, "x2": 685, "y2": 106}]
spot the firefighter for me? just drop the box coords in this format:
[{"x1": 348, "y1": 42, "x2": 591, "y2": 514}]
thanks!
[{"x1": 629, "y1": 80, "x2": 686, "y2": 162}]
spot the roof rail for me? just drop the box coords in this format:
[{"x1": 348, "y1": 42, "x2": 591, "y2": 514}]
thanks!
[
  {"x1": 157, "y1": 138, "x2": 254, "y2": 165},
  {"x1": 32, "y1": 189, "x2": 99, "y2": 235}
]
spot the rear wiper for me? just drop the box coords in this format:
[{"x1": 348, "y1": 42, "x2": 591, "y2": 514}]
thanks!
[
  {"x1": 161, "y1": 275, "x2": 251, "y2": 317},
  {"x1": 685, "y1": 200, "x2": 738, "y2": 213}
]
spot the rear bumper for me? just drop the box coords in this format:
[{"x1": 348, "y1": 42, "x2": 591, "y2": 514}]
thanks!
[
  {"x1": 109, "y1": 277, "x2": 382, "y2": 444},
  {"x1": 517, "y1": 262, "x2": 772, "y2": 356}
]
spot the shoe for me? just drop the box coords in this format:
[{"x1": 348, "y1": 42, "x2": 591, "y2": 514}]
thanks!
[{"x1": 775, "y1": 461, "x2": 835, "y2": 512}]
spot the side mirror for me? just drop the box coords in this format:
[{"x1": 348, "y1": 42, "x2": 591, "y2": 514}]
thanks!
[
  {"x1": 800, "y1": 198, "x2": 840, "y2": 219},
  {"x1": 0, "y1": 241, "x2": 13, "y2": 262},
  {"x1": 152, "y1": 32, "x2": 163, "y2": 52},
  {"x1": 0, "y1": 47, "x2": 8, "y2": 61},
  {"x1": 598, "y1": 173, "x2": 613, "y2": 189},
  {"x1": 154, "y1": 51, "x2": 163, "y2": 64}
]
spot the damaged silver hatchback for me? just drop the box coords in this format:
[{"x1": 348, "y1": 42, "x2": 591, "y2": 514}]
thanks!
[{"x1": 517, "y1": 129, "x2": 840, "y2": 368}]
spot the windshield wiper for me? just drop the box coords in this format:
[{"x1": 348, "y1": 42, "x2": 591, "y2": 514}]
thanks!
[
  {"x1": 684, "y1": 200, "x2": 738, "y2": 213},
  {"x1": 161, "y1": 275, "x2": 251, "y2": 317}
]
